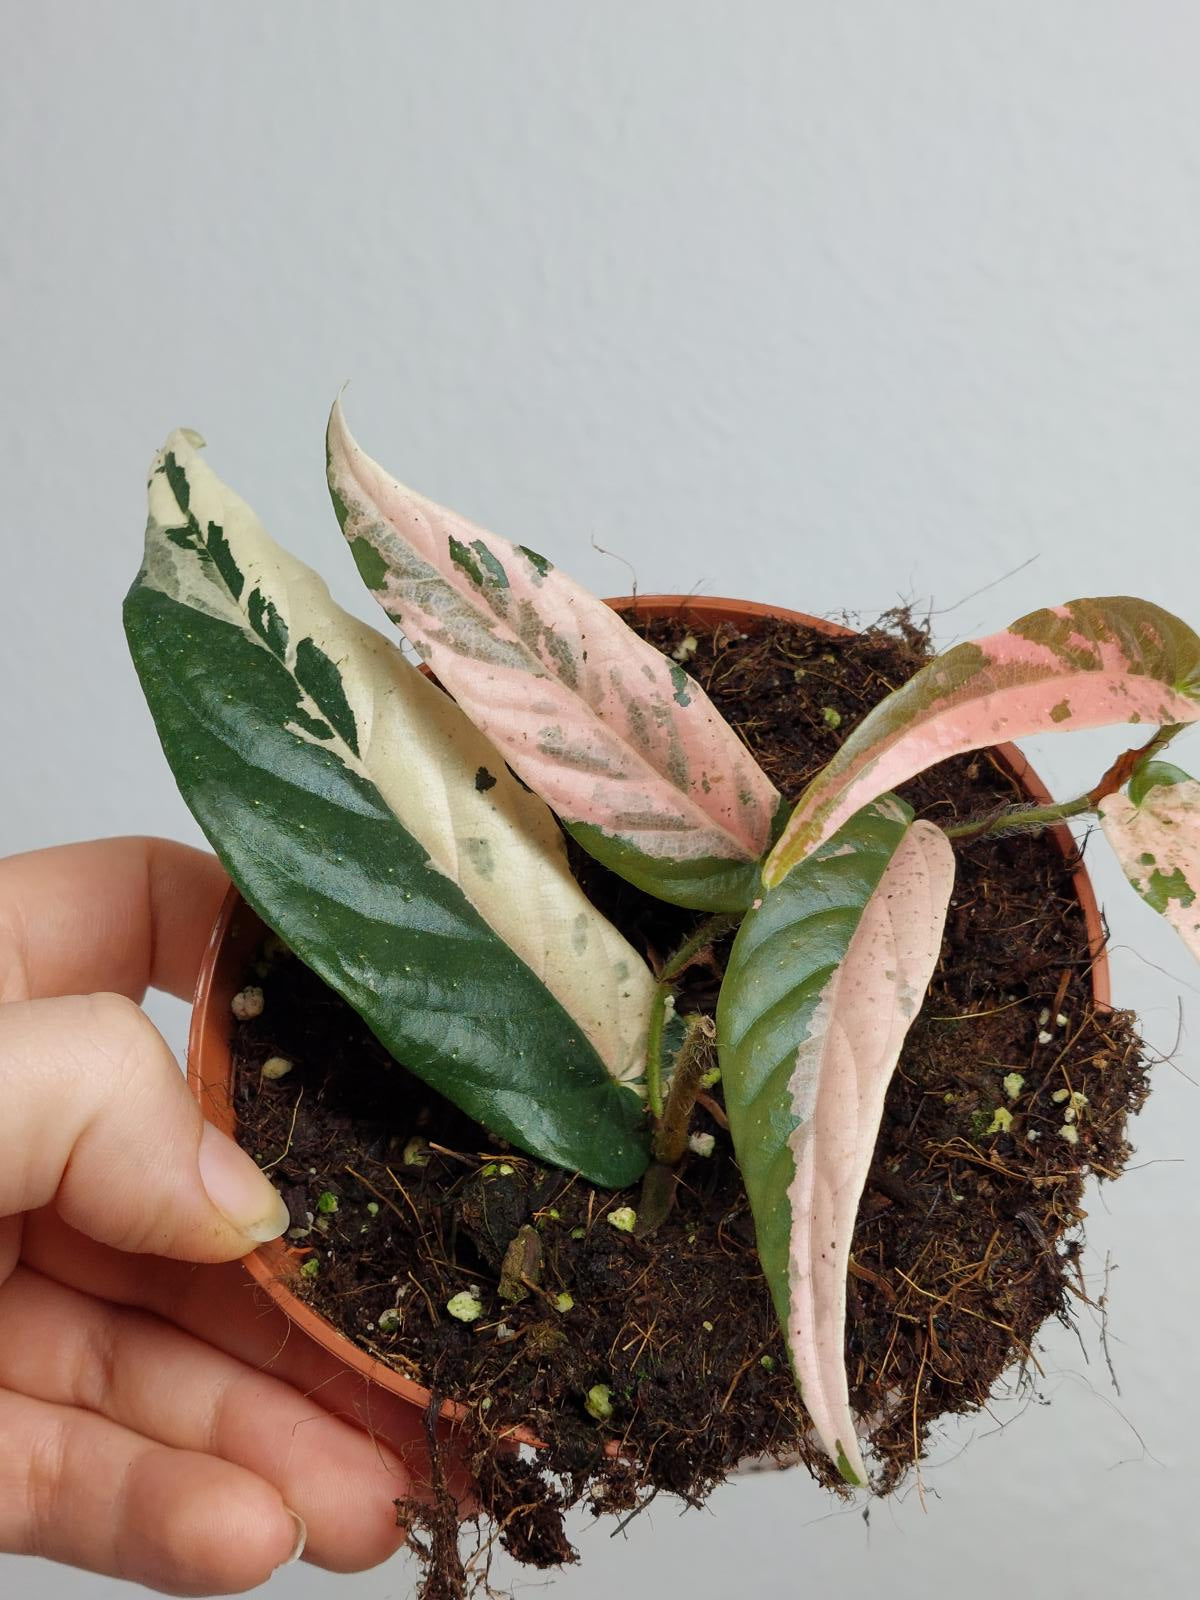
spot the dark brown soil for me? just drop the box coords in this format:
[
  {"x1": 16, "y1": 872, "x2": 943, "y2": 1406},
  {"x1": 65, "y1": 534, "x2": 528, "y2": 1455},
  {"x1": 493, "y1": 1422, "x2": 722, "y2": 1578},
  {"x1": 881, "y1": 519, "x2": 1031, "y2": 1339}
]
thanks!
[{"x1": 230, "y1": 608, "x2": 1148, "y2": 1593}]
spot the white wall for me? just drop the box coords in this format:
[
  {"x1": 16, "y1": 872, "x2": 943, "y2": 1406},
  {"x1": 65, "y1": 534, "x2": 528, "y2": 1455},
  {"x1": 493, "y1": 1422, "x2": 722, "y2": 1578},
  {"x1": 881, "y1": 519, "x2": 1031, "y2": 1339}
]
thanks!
[{"x1": 2, "y1": 3, "x2": 1199, "y2": 1596}]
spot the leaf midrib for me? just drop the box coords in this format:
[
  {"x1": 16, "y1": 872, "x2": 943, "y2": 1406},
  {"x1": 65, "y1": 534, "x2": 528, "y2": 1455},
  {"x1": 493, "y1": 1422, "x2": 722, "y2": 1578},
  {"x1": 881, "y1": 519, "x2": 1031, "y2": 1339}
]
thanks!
[{"x1": 339, "y1": 452, "x2": 775, "y2": 862}]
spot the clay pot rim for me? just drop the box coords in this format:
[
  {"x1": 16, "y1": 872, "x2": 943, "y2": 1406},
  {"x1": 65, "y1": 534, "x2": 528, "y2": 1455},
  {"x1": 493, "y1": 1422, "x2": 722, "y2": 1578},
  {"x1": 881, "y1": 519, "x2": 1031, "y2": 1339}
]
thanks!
[{"x1": 186, "y1": 592, "x2": 1110, "y2": 1433}]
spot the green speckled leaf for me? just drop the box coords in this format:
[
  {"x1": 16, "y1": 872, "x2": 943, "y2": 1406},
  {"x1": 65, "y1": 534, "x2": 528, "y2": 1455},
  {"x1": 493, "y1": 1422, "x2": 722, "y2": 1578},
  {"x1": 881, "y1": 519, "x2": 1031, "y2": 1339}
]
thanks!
[
  {"x1": 1100, "y1": 761, "x2": 1200, "y2": 965},
  {"x1": 125, "y1": 430, "x2": 656, "y2": 1187}
]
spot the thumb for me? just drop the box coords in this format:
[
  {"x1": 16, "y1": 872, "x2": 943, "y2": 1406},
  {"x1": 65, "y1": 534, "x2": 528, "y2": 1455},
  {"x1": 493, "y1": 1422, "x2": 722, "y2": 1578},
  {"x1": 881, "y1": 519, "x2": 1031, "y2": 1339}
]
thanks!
[{"x1": 0, "y1": 991, "x2": 289, "y2": 1261}]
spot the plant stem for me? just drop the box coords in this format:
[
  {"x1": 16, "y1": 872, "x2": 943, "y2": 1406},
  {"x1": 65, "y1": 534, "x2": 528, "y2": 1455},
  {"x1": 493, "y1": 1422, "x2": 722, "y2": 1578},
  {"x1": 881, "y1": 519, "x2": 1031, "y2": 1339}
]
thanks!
[
  {"x1": 658, "y1": 911, "x2": 742, "y2": 984},
  {"x1": 637, "y1": 1014, "x2": 718, "y2": 1238},
  {"x1": 944, "y1": 722, "x2": 1190, "y2": 844},
  {"x1": 644, "y1": 912, "x2": 741, "y2": 1118},
  {"x1": 652, "y1": 1014, "x2": 717, "y2": 1166},
  {"x1": 943, "y1": 793, "x2": 1095, "y2": 842},
  {"x1": 1085, "y1": 722, "x2": 1188, "y2": 804},
  {"x1": 644, "y1": 986, "x2": 670, "y2": 1120},
  {"x1": 636, "y1": 1160, "x2": 679, "y2": 1239}
]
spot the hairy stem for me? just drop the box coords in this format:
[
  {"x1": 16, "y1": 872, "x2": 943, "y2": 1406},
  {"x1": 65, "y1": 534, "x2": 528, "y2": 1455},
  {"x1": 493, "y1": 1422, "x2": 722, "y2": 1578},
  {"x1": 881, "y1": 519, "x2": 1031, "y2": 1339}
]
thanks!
[
  {"x1": 943, "y1": 793, "x2": 1095, "y2": 843},
  {"x1": 652, "y1": 1014, "x2": 717, "y2": 1166},
  {"x1": 944, "y1": 723, "x2": 1190, "y2": 844},
  {"x1": 658, "y1": 911, "x2": 742, "y2": 984},
  {"x1": 644, "y1": 911, "x2": 741, "y2": 1117},
  {"x1": 637, "y1": 1014, "x2": 718, "y2": 1238}
]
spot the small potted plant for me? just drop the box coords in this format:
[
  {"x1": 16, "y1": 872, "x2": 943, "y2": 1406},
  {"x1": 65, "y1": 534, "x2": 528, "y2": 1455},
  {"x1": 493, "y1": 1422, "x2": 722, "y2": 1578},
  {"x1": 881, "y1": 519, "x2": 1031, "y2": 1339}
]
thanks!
[{"x1": 125, "y1": 402, "x2": 1199, "y2": 1595}]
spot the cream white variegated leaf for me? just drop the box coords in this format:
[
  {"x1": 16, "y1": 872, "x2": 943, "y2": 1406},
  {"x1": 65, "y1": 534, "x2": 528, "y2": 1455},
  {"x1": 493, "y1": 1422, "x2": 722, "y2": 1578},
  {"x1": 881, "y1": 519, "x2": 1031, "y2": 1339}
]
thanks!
[
  {"x1": 718, "y1": 799, "x2": 955, "y2": 1484},
  {"x1": 1099, "y1": 760, "x2": 1200, "y2": 964},
  {"x1": 126, "y1": 430, "x2": 658, "y2": 1186},
  {"x1": 327, "y1": 398, "x2": 782, "y2": 911}
]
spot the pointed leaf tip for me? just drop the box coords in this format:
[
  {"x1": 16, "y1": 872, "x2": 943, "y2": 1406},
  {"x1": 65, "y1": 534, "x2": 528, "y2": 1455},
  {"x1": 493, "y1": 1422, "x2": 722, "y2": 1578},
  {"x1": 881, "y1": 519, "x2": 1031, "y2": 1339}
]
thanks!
[
  {"x1": 128, "y1": 429, "x2": 657, "y2": 1184},
  {"x1": 765, "y1": 597, "x2": 1200, "y2": 881},
  {"x1": 719, "y1": 802, "x2": 955, "y2": 1483},
  {"x1": 326, "y1": 398, "x2": 780, "y2": 909}
]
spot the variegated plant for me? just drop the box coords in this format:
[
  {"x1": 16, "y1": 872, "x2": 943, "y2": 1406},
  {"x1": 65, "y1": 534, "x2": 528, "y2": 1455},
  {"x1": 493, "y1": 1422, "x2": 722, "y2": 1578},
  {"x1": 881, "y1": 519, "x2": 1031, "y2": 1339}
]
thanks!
[
  {"x1": 127, "y1": 404, "x2": 1200, "y2": 1491},
  {"x1": 326, "y1": 398, "x2": 784, "y2": 912}
]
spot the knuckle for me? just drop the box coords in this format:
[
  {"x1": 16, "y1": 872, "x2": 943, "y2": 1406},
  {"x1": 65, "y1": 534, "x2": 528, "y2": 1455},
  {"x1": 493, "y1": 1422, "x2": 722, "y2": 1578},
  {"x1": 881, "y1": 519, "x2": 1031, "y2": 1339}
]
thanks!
[
  {"x1": 23, "y1": 1409, "x2": 69, "y2": 1558},
  {"x1": 151, "y1": 1474, "x2": 280, "y2": 1595},
  {"x1": 80, "y1": 991, "x2": 160, "y2": 1090},
  {"x1": 49, "y1": 994, "x2": 186, "y2": 1250},
  {"x1": 71, "y1": 1302, "x2": 122, "y2": 1417},
  {"x1": 201, "y1": 1370, "x2": 239, "y2": 1459},
  {"x1": 83, "y1": 989, "x2": 147, "y2": 1051},
  {"x1": 0, "y1": 907, "x2": 31, "y2": 1004}
]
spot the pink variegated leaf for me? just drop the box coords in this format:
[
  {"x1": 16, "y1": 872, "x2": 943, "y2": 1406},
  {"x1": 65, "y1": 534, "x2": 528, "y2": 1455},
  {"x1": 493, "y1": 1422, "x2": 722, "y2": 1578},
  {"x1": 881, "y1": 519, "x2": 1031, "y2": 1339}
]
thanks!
[
  {"x1": 327, "y1": 399, "x2": 782, "y2": 910},
  {"x1": 718, "y1": 798, "x2": 956, "y2": 1484},
  {"x1": 1099, "y1": 760, "x2": 1200, "y2": 963},
  {"x1": 764, "y1": 598, "x2": 1200, "y2": 886}
]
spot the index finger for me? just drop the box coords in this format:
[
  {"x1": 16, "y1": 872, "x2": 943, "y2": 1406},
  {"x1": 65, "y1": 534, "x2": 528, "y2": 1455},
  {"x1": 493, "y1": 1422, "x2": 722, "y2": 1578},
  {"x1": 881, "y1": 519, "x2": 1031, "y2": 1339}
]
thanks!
[{"x1": 0, "y1": 837, "x2": 228, "y2": 1004}]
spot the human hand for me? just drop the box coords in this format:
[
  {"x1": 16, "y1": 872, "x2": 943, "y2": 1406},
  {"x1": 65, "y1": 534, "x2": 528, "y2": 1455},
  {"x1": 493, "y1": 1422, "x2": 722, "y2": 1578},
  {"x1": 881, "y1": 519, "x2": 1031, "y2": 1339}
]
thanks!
[{"x1": 0, "y1": 838, "x2": 454, "y2": 1595}]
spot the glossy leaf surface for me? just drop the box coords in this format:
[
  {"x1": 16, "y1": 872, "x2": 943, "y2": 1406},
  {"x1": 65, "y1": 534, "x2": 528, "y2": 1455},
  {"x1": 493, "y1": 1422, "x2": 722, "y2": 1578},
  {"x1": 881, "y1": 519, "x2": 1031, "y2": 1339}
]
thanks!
[{"x1": 126, "y1": 430, "x2": 655, "y2": 1185}]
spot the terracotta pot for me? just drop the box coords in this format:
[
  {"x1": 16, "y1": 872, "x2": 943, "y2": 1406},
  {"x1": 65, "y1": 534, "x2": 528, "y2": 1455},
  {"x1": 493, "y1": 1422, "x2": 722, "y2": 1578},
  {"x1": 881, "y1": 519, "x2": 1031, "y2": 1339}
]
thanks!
[{"x1": 187, "y1": 594, "x2": 1110, "y2": 1430}]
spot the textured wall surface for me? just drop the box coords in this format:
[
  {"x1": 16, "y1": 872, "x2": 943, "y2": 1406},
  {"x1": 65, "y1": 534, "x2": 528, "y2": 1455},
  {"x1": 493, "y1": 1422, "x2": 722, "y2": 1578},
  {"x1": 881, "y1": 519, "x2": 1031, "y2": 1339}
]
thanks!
[{"x1": 2, "y1": 3, "x2": 1199, "y2": 1596}]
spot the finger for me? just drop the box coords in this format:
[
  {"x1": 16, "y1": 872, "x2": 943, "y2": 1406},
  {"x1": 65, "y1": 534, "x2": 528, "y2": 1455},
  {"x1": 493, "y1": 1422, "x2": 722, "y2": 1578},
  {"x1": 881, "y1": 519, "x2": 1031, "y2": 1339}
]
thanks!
[
  {"x1": 0, "y1": 1266, "x2": 412, "y2": 1572},
  {"x1": 0, "y1": 836, "x2": 227, "y2": 1004},
  {"x1": 24, "y1": 1214, "x2": 474, "y2": 1508},
  {"x1": 0, "y1": 1388, "x2": 304, "y2": 1596},
  {"x1": 0, "y1": 994, "x2": 288, "y2": 1258}
]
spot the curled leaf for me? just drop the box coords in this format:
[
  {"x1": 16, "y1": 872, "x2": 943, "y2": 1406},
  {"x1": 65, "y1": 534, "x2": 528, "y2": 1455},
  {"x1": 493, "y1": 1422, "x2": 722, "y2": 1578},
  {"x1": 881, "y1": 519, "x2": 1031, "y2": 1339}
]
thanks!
[
  {"x1": 1100, "y1": 762, "x2": 1200, "y2": 962},
  {"x1": 718, "y1": 799, "x2": 955, "y2": 1483},
  {"x1": 327, "y1": 399, "x2": 781, "y2": 909},
  {"x1": 766, "y1": 598, "x2": 1200, "y2": 884},
  {"x1": 1128, "y1": 757, "x2": 1192, "y2": 807}
]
